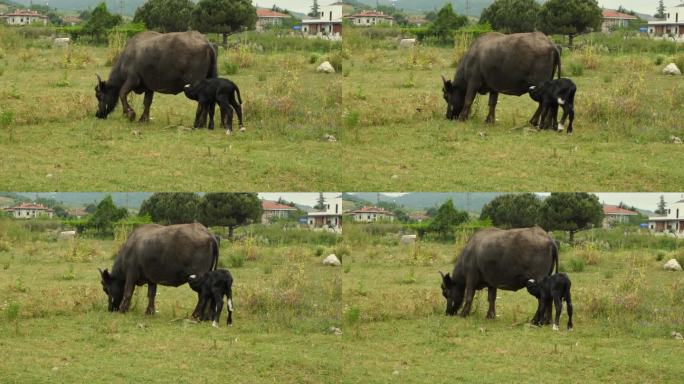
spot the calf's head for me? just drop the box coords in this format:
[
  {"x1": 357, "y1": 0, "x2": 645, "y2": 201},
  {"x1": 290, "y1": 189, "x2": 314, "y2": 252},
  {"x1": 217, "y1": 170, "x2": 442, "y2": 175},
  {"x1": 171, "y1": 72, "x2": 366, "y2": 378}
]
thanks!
[
  {"x1": 439, "y1": 271, "x2": 464, "y2": 316},
  {"x1": 183, "y1": 83, "x2": 200, "y2": 101},
  {"x1": 95, "y1": 74, "x2": 118, "y2": 119},
  {"x1": 441, "y1": 75, "x2": 464, "y2": 120},
  {"x1": 525, "y1": 278, "x2": 543, "y2": 298},
  {"x1": 187, "y1": 273, "x2": 207, "y2": 292},
  {"x1": 99, "y1": 268, "x2": 124, "y2": 311}
]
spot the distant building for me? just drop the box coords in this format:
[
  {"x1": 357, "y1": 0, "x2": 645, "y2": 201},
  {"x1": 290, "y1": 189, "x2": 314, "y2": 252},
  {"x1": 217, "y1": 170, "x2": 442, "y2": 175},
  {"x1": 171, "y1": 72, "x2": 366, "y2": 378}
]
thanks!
[
  {"x1": 348, "y1": 206, "x2": 395, "y2": 222},
  {"x1": 408, "y1": 16, "x2": 428, "y2": 27},
  {"x1": 61, "y1": 16, "x2": 82, "y2": 26},
  {"x1": 347, "y1": 11, "x2": 395, "y2": 27},
  {"x1": 602, "y1": 9, "x2": 638, "y2": 32},
  {"x1": 306, "y1": 201, "x2": 342, "y2": 229},
  {"x1": 67, "y1": 208, "x2": 88, "y2": 218},
  {"x1": 602, "y1": 204, "x2": 639, "y2": 228},
  {"x1": 301, "y1": 2, "x2": 343, "y2": 37},
  {"x1": 3, "y1": 9, "x2": 48, "y2": 26},
  {"x1": 261, "y1": 200, "x2": 297, "y2": 223},
  {"x1": 648, "y1": 200, "x2": 684, "y2": 235},
  {"x1": 3, "y1": 202, "x2": 54, "y2": 219},
  {"x1": 648, "y1": 4, "x2": 684, "y2": 37},
  {"x1": 256, "y1": 9, "x2": 290, "y2": 32},
  {"x1": 408, "y1": 212, "x2": 429, "y2": 222}
]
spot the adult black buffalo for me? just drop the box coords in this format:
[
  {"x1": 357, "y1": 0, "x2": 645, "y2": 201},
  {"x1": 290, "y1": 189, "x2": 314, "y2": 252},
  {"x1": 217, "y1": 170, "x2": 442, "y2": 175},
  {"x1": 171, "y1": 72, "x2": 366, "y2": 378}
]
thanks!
[
  {"x1": 99, "y1": 223, "x2": 218, "y2": 316},
  {"x1": 442, "y1": 32, "x2": 561, "y2": 124},
  {"x1": 95, "y1": 31, "x2": 217, "y2": 123},
  {"x1": 439, "y1": 226, "x2": 558, "y2": 318}
]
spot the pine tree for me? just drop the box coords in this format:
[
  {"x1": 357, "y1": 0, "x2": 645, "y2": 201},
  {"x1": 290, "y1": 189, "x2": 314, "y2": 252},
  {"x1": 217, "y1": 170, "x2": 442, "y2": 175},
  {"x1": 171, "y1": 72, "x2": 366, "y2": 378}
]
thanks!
[
  {"x1": 309, "y1": 0, "x2": 320, "y2": 17},
  {"x1": 656, "y1": 0, "x2": 666, "y2": 19},
  {"x1": 655, "y1": 195, "x2": 667, "y2": 215}
]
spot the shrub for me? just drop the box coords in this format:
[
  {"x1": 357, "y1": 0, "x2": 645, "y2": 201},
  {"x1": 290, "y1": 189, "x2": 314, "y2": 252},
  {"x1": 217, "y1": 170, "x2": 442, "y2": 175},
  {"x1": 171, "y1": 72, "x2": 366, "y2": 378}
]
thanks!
[
  {"x1": 309, "y1": 53, "x2": 319, "y2": 64},
  {"x1": 656, "y1": 250, "x2": 667, "y2": 261},
  {"x1": 314, "y1": 246, "x2": 325, "y2": 257},
  {"x1": 568, "y1": 257, "x2": 585, "y2": 272},
  {"x1": 568, "y1": 62, "x2": 584, "y2": 77},
  {"x1": 655, "y1": 55, "x2": 665, "y2": 65},
  {"x1": 326, "y1": 50, "x2": 343, "y2": 72},
  {"x1": 222, "y1": 61, "x2": 238, "y2": 75},
  {"x1": 344, "y1": 306, "x2": 361, "y2": 325},
  {"x1": 228, "y1": 253, "x2": 245, "y2": 268}
]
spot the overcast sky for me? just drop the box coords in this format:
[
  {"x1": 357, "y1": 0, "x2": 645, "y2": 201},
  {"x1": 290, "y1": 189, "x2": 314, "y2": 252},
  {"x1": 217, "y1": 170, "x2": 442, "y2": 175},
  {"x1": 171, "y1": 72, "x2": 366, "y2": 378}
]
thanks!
[
  {"x1": 258, "y1": 192, "x2": 341, "y2": 208},
  {"x1": 253, "y1": 0, "x2": 312, "y2": 13}
]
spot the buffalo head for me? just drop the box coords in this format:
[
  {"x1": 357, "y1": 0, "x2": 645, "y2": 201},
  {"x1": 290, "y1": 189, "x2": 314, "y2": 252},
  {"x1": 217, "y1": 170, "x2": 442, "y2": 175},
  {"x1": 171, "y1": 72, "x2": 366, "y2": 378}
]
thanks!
[
  {"x1": 99, "y1": 268, "x2": 124, "y2": 312},
  {"x1": 95, "y1": 74, "x2": 118, "y2": 119},
  {"x1": 441, "y1": 75, "x2": 464, "y2": 120},
  {"x1": 440, "y1": 271, "x2": 464, "y2": 316}
]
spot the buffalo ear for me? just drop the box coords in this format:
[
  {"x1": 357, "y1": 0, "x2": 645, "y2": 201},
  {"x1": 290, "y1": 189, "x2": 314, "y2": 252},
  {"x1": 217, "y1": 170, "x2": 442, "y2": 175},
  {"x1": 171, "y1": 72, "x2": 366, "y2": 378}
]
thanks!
[
  {"x1": 439, "y1": 271, "x2": 452, "y2": 287},
  {"x1": 95, "y1": 74, "x2": 106, "y2": 91},
  {"x1": 99, "y1": 268, "x2": 111, "y2": 282}
]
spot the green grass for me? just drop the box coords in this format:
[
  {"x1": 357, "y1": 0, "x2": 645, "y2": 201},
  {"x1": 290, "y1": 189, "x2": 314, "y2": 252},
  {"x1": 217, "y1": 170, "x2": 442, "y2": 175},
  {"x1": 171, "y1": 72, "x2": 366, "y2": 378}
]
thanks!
[
  {"x1": 0, "y1": 221, "x2": 342, "y2": 382},
  {"x1": 340, "y1": 44, "x2": 684, "y2": 191},
  {"x1": 0, "y1": 38, "x2": 342, "y2": 191},
  {"x1": 341, "y1": 224, "x2": 684, "y2": 383}
]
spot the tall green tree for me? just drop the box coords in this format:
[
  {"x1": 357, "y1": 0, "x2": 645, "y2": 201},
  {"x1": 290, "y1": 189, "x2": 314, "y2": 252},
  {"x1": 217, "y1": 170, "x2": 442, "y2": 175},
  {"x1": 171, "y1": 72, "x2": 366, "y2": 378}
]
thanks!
[
  {"x1": 134, "y1": 0, "x2": 194, "y2": 32},
  {"x1": 82, "y1": 2, "x2": 123, "y2": 43},
  {"x1": 198, "y1": 193, "x2": 262, "y2": 238},
  {"x1": 480, "y1": 193, "x2": 542, "y2": 228},
  {"x1": 309, "y1": 0, "x2": 320, "y2": 17},
  {"x1": 655, "y1": 195, "x2": 667, "y2": 215},
  {"x1": 539, "y1": 193, "x2": 603, "y2": 243},
  {"x1": 656, "y1": 0, "x2": 666, "y2": 19},
  {"x1": 314, "y1": 193, "x2": 327, "y2": 210},
  {"x1": 139, "y1": 193, "x2": 200, "y2": 224},
  {"x1": 427, "y1": 3, "x2": 469, "y2": 42},
  {"x1": 428, "y1": 199, "x2": 469, "y2": 239},
  {"x1": 192, "y1": 0, "x2": 257, "y2": 44},
  {"x1": 88, "y1": 195, "x2": 128, "y2": 236},
  {"x1": 538, "y1": 0, "x2": 602, "y2": 48},
  {"x1": 479, "y1": 0, "x2": 540, "y2": 33}
]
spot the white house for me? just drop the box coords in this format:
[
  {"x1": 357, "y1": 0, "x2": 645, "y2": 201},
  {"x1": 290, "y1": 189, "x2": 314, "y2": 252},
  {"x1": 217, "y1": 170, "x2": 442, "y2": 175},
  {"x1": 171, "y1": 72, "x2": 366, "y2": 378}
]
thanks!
[
  {"x1": 601, "y1": 9, "x2": 638, "y2": 32},
  {"x1": 347, "y1": 11, "x2": 395, "y2": 27},
  {"x1": 648, "y1": 199, "x2": 684, "y2": 235},
  {"x1": 256, "y1": 9, "x2": 289, "y2": 32},
  {"x1": 3, "y1": 202, "x2": 54, "y2": 219},
  {"x1": 261, "y1": 200, "x2": 297, "y2": 223},
  {"x1": 348, "y1": 206, "x2": 395, "y2": 222},
  {"x1": 3, "y1": 9, "x2": 48, "y2": 26},
  {"x1": 602, "y1": 204, "x2": 639, "y2": 228},
  {"x1": 306, "y1": 200, "x2": 342, "y2": 230},
  {"x1": 648, "y1": 4, "x2": 684, "y2": 38},
  {"x1": 301, "y1": 2, "x2": 343, "y2": 37}
]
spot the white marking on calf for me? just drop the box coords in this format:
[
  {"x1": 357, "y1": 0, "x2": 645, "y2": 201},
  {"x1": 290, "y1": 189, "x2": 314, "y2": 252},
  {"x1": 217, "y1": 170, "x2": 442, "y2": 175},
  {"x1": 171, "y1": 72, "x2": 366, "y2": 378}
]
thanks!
[
  {"x1": 558, "y1": 123, "x2": 565, "y2": 132},
  {"x1": 529, "y1": 86, "x2": 536, "y2": 91},
  {"x1": 226, "y1": 130, "x2": 231, "y2": 136},
  {"x1": 228, "y1": 298, "x2": 234, "y2": 312},
  {"x1": 184, "y1": 84, "x2": 191, "y2": 88},
  {"x1": 212, "y1": 320, "x2": 218, "y2": 328},
  {"x1": 528, "y1": 279, "x2": 535, "y2": 284},
  {"x1": 553, "y1": 324, "x2": 559, "y2": 331},
  {"x1": 557, "y1": 98, "x2": 565, "y2": 105},
  {"x1": 239, "y1": 127, "x2": 246, "y2": 132},
  {"x1": 189, "y1": 274, "x2": 196, "y2": 279}
]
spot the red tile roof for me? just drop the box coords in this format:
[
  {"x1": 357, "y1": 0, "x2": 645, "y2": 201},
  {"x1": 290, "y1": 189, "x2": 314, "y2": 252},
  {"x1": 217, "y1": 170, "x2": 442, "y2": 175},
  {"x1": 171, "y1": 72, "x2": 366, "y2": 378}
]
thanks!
[
  {"x1": 350, "y1": 11, "x2": 394, "y2": 19},
  {"x1": 257, "y1": 9, "x2": 289, "y2": 18},
  {"x1": 602, "y1": 9, "x2": 638, "y2": 20},
  {"x1": 4, "y1": 202, "x2": 54, "y2": 212},
  {"x1": 603, "y1": 204, "x2": 638, "y2": 215},
  {"x1": 262, "y1": 200, "x2": 297, "y2": 211},
  {"x1": 5, "y1": 9, "x2": 47, "y2": 18}
]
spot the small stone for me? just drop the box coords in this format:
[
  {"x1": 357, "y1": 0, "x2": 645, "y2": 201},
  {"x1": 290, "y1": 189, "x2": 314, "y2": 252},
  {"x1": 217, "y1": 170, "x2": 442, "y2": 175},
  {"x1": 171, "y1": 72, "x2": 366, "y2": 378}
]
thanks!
[
  {"x1": 325, "y1": 134, "x2": 337, "y2": 142},
  {"x1": 664, "y1": 259, "x2": 682, "y2": 271},
  {"x1": 671, "y1": 135, "x2": 682, "y2": 144},
  {"x1": 52, "y1": 367, "x2": 59, "y2": 372},
  {"x1": 317, "y1": 61, "x2": 335, "y2": 74},
  {"x1": 330, "y1": 326, "x2": 342, "y2": 335},
  {"x1": 390, "y1": 175, "x2": 399, "y2": 181},
  {"x1": 392, "y1": 370, "x2": 399, "y2": 375},
  {"x1": 46, "y1": 173, "x2": 53, "y2": 178},
  {"x1": 663, "y1": 63, "x2": 682, "y2": 76},
  {"x1": 671, "y1": 331, "x2": 683, "y2": 340},
  {"x1": 323, "y1": 254, "x2": 341, "y2": 266}
]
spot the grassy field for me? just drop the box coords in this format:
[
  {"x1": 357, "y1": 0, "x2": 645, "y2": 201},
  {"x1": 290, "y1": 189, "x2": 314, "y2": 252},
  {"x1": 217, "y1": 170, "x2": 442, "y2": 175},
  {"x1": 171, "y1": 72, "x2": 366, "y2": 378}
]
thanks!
[
  {"x1": 341, "y1": 223, "x2": 684, "y2": 383},
  {"x1": 340, "y1": 30, "x2": 684, "y2": 191},
  {"x1": 0, "y1": 29, "x2": 342, "y2": 191},
  {"x1": 0, "y1": 219, "x2": 343, "y2": 382}
]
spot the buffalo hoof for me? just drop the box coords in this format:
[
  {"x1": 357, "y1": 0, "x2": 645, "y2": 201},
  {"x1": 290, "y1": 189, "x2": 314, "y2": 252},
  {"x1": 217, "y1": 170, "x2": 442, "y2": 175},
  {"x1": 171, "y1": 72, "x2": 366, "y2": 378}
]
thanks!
[
  {"x1": 125, "y1": 110, "x2": 136, "y2": 122},
  {"x1": 138, "y1": 115, "x2": 150, "y2": 123},
  {"x1": 145, "y1": 307, "x2": 155, "y2": 315}
]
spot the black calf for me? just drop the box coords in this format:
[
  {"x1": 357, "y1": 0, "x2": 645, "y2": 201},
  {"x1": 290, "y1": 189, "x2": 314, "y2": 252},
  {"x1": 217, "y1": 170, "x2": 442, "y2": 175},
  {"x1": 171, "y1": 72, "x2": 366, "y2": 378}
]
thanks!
[
  {"x1": 528, "y1": 78, "x2": 576, "y2": 134},
  {"x1": 526, "y1": 272, "x2": 573, "y2": 331},
  {"x1": 188, "y1": 269, "x2": 234, "y2": 327},
  {"x1": 183, "y1": 78, "x2": 245, "y2": 135}
]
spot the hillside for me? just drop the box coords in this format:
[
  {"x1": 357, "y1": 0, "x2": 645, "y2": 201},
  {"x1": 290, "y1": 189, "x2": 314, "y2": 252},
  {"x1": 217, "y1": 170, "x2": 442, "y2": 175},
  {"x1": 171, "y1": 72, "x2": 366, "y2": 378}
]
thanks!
[
  {"x1": 345, "y1": 192, "x2": 503, "y2": 213},
  {"x1": 15, "y1": 192, "x2": 152, "y2": 209},
  {"x1": 13, "y1": 0, "x2": 144, "y2": 15}
]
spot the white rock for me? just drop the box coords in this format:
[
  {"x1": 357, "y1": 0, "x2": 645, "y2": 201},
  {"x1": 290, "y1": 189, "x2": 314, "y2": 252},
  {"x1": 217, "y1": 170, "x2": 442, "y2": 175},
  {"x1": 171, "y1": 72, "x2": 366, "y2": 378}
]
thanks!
[
  {"x1": 59, "y1": 230, "x2": 76, "y2": 240},
  {"x1": 322, "y1": 254, "x2": 341, "y2": 266},
  {"x1": 663, "y1": 63, "x2": 681, "y2": 76},
  {"x1": 399, "y1": 38, "x2": 416, "y2": 48},
  {"x1": 663, "y1": 258, "x2": 682, "y2": 271},
  {"x1": 400, "y1": 235, "x2": 417, "y2": 245},
  {"x1": 53, "y1": 37, "x2": 70, "y2": 47},
  {"x1": 671, "y1": 135, "x2": 682, "y2": 144},
  {"x1": 325, "y1": 134, "x2": 337, "y2": 142},
  {"x1": 330, "y1": 326, "x2": 342, "y2": 335},
  {"x1": 317, "y1": 61, "x2": 336, "y2": 74},
  {"x1": 672, "y1": 331, "x2": 683, "y2": 340}
]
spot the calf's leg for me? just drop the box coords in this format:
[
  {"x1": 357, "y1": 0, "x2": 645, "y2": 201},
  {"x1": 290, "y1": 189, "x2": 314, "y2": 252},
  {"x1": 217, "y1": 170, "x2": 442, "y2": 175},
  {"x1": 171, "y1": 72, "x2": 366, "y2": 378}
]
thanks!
[
  {"x1": 207, "y1": 102, "x2": 216, "y2": 130},
  {"x1": 191, "y1": 292, "x2": 205, "y2": 319},
  {"x1": 552, "y1": 295, "x2": 563, "y2": 331},
  {"x1": 230, "y1": 94, "x2": 244, "y2": 131},
  {"x1": 226, "y1": 292, "x2": 233, "y2": 325},
  {"x1": 486, "y1": 287, "x2": 497, "y2": 319},
  {"x1": 566, "y1": 291, "x2": 574, "y2": 330},
  {"x1": 212, "y1": 291, "x2": 223, "y2": 328},
  {"x1": 530, "y1": 104, "x2": 542, "y2": 127},
  {"x1": 145, "y1": 283, "x2": 157, "y2": 315}
]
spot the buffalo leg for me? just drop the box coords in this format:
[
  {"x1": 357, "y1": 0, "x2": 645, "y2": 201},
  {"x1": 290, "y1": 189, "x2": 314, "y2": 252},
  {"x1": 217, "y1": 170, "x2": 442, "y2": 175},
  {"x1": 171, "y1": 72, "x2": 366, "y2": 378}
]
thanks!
[
  {"x1": 544, "y1": 298, "x2": 552, "y2": 325},
  {"x1": 191, "y1": 292, "x2": 205, "y2": 319},
  {"x1": 531, "y1": 298, "x2": 543, "y2": 325},
  {"x1": 230, "y1": 95, "x2": 244, "y2": 131},
  {"x1": 460, "y1": 282, "x2": 476, "y2": 317},
  {"x1": 119, "y1": 78, "x2": 138, "y2": 122},
  {"x1": 145, "y1": 283, "x2": 157, "y2": 315},
  {"x1": 207, "y1": 102, "x2": 216, "y2": 130},
  {"x1": 566, "y1": 292, "x2": 574, "y2": 330},
  {"x1": 139, "y1": 91, "x2": 154, "y2": 123},
  {"x1": 193, "y1": 103, "x2": 204, "y2": 129},
  {"x1": 485, "y1": 92, "x2": 498, "y2": 124},
  {"x1": 212, "y1": 292, "x2": 223, "y2": 327},
  {"x1": 552, "y1": 295, "x2": 562, "y2": 331},
  {"x1": 118, "y1": 278, "x2": 136, "y2": 313},
  {"x1": 458, "y1": 81, "x2": 480, "y2": 121},
  {"x1": 530, "y1": 104, "x2": 542, "y2": 127},
  {"x1": 486, "y1": 287, "x2": 497, "y2": 319}
]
